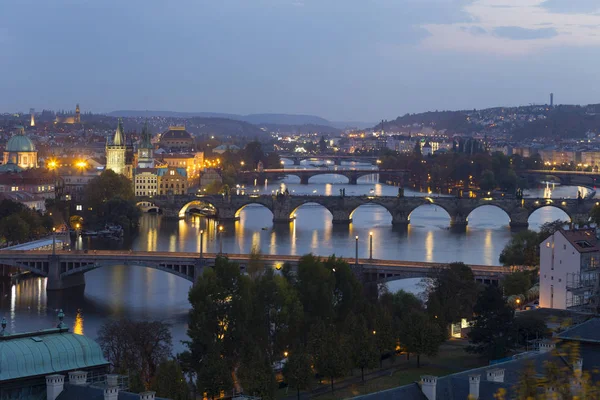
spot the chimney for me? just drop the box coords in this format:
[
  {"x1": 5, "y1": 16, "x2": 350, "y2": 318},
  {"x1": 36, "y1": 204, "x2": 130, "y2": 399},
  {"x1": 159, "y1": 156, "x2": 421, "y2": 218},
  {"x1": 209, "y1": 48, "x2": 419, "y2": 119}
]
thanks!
[
  {"x1": 421, "y1": 375, "x2": 437, "y2": 400},
  {"x1": 486, "y1": 368, "x2": 505, "y2": 383},
  {"x1": 469, "y1": 374, "x2": 480, "y2": 399},
  {"x1": 68, "y1": 370, "x2": 88, "y2": 386},
  {"x1": 546, "y1": 386, "x2": 557, "y2": 399},
  {"x1": 573, "y1": 358, "x2": 583, "y2": 378},
  {"x1": 140, "y1": 391, "x2": 156, "y2": 400},
  {"x1": 107, "y1": 374, "x2": 119, "y2": 387},
  {"x1": 104, "y1": 387, "x2": 119, "y2": 400},
  {"x1": 46, "y1": 374, "x2": 65, "y2": 400}
]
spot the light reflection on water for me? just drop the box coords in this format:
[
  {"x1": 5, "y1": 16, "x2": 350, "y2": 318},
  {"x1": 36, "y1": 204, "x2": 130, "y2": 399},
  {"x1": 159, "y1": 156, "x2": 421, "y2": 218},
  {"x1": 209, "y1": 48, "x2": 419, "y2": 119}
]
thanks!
[{"x1": 0, "y1": 179, "x2": 590, "y2": 350}]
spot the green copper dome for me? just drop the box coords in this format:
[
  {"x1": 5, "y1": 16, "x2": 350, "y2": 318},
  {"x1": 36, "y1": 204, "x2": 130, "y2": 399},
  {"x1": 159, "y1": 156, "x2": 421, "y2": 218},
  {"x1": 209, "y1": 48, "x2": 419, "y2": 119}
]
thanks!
[{"x1": 6, "y1": 132, "x2": 36, "y2": 152}]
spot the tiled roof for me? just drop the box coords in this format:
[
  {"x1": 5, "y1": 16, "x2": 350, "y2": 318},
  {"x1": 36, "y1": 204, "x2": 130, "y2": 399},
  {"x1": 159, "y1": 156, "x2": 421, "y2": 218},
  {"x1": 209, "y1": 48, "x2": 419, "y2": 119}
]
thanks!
[
  {"x1": 57, "y1": 384, "x2": 169, "y2": 400},
  {"x1": 559, "y1": 229, "x2": 600, "y2": 254},
  {"x1": 557, "y1": 318, "x2": 600, "y2": 343}
]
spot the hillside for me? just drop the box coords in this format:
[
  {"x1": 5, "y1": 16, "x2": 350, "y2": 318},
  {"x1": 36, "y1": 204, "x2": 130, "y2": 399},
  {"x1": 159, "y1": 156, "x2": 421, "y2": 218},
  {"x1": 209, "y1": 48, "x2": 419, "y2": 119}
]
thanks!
[{"x1": 377, "y1": 104, "x2": 600, "y2": 139}]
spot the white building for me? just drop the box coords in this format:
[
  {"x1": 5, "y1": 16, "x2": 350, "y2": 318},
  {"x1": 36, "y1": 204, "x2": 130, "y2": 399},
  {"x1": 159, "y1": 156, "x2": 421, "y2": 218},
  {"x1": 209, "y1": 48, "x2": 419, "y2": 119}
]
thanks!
[
  {"x1": 134, "y1": 168, "x2": 158, "y2": 197},
  {"x1": 539, "y1": 228, "x2": 600, "y2": 310}
]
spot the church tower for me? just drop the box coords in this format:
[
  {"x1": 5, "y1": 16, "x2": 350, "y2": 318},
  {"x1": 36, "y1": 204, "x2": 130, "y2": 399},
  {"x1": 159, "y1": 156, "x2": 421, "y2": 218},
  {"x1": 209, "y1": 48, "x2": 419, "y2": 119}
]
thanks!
[
  {"x1": 106, "y1": 119, "x2": 127, "y2": 176},
  {"x1": 75, "y1": 104, "x2": 81, "y2": 123},
  {"x1": 137, "y1": 120, "x2": 154, "y2": 168},
  {"x1": 30, "y1": 108, "x2": 35, "y2": 127}
]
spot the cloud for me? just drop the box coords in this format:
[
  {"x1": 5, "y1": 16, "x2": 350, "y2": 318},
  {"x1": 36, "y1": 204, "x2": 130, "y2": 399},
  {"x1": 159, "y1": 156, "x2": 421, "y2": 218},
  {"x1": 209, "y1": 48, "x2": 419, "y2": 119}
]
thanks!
[
  {"x1": 494, "y1": 26, "x2": 558, "y2": 40},
  {"x1": 461, "y1": 26, "x2": 487, "y2": 35},
  {"x1": 540, "y1": 0, "x2": 600, "y2": 14}
]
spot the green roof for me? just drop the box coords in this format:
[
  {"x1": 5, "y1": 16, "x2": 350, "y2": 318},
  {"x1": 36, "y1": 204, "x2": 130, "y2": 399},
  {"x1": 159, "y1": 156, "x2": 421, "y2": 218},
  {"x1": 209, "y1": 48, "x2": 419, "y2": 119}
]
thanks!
[
  {"x1": 0, "y1": 328, "x2": 109, "y2": 382},
  {"x1": 6, "y1": 133, "x2": 36, "y2": 152}
]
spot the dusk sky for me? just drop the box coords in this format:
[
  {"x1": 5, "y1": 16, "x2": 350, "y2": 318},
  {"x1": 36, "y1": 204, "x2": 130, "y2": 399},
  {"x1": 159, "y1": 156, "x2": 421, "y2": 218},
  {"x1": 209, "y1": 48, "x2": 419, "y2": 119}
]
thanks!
[{"x1": 2, "y1": 0, "x2": 599, "y2": 122}]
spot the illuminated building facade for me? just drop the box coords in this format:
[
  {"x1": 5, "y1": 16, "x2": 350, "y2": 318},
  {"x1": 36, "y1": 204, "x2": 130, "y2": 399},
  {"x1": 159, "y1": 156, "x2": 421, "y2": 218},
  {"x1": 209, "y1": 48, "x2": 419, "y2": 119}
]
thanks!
[
  {"x1": 105, "y1": 119, "x2": 127, "y2": 176},
  {"x1": 157, "y1": 167, "x2": 187, "y2": 195},
  {"x1": 2, "y1": 126, "x2": 38, "y2": 171}
]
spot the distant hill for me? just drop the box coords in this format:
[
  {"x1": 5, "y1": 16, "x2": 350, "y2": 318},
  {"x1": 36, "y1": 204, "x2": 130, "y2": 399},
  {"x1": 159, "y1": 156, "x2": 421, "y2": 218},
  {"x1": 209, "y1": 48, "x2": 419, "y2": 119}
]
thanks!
[
  {"x1": 258, "y1": 123, "x2": 342, "y2": 135},
  {"x1": 107, "y1": 110, "x2": 375, "y2": 130}
]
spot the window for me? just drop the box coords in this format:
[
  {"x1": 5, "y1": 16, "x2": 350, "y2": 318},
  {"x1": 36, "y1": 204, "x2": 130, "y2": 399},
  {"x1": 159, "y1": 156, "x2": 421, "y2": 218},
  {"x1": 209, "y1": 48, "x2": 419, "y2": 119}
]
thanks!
[
  {"x1": 546, "y1": 242, "x2": 550, "y2": 248},
  {"x1": 564, "y1": 244, "x2": 567, "y2": 250},
  {"x1": 170, "y1": 170, "x2": 175, "y2": 176}
]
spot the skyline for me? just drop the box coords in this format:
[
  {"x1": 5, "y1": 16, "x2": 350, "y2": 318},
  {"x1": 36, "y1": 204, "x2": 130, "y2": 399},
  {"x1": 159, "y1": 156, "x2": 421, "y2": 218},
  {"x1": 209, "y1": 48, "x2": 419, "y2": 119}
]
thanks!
[{"x1": 2, "y1": 0, "x2": 600, "y2": 122}]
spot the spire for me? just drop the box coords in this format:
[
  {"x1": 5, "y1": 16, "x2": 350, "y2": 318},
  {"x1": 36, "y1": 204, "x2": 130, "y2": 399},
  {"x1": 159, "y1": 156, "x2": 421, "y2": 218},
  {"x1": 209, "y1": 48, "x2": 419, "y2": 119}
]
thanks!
[
  {"x1": 113, "y1": 118, "x2": 125, "y2": 146},
  {"x1": 141, "y1": 120, "x2": 152, "y2": 149}
]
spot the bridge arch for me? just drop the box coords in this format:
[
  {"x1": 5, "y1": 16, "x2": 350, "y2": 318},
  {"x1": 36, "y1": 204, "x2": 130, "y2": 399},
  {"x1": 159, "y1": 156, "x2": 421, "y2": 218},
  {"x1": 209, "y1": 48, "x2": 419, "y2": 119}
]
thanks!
[
  {"x1": 234, "y1": 202, "x2": 275, "y2": 219},
  {"x1": 289, "y1": 200, "x2": 335, "y2": 220},
  {"x1": 407, "y1": 202, "x2": 452, "y2": 226},
  {"x1": 349, "y1": 202, "x2": 393, "y2": 224},
  {"x1": 178, "y1": 200, "x2": 217, "y2": 218},
  {"x1": 528, "y1": 204, "x2": 573, "y2": 226},
  {"x1": 466, "y1": 204, "x2": 512, "y2": 225},
  {"x1": 136, "y1": 201, "x2": 160, "y2": 213},
  {"x1": 306, "y1": 172, "x2": 351, "y2": 184}
]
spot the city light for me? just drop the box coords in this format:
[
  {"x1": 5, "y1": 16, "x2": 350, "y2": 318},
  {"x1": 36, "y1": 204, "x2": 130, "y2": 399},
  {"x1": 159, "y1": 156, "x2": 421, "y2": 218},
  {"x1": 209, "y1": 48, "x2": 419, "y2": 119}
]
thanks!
[
  {"x1": 47, "y1": 160, "x2": 58, "y2": 170},
  {"x1": 76, "y1": 160, "x2": 87, "y2": 169}
]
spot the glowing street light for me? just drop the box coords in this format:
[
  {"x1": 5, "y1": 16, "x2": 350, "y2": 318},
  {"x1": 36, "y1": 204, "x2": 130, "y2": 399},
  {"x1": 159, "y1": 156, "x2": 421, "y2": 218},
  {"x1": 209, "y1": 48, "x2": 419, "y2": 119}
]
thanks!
[
  {"x1": 355, "y1": 236, "x2": 359, "y2": 265},
  {"x1": 199, "y1": 229, "x2": 204, "y2": 261},
  {"x1": 369, "y1": 232, "x2": 373, "y2": 260},
  {"x1": 218, "y1": 225, "x2": 224, "y2": 254}
]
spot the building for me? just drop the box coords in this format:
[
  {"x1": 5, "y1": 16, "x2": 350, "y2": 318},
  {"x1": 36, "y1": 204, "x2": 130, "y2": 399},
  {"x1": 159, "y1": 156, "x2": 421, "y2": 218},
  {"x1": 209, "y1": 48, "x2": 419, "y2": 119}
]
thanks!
[
  {"x1": 157, "y1": 167, "x2": 187, "y2": 195},
  {"x1": 212, "y1": 144, "x2": 240, "y2": 154},
  {"x1": 0, "y1": 169, "x2": 56, "y2": 200},
  {"x1": 0, "y1": 192, "x2": 46, "y2": 211},
  {"x1": 154, "y1": 152, "x2": 203, "y2": 186},
  {"x1": 105, "y1": 119, "x2": 127, "y2": 177},
  {"x1": 200, "y1": 168, "x2": 222, "y2": 188},
  {"x1": 2, "y1": 126, "x2": 38, "y2": 171},
  {"x1": 539, "y1": 228, "x2": 600, "y2": 310},
  {"x1": 30, "y1": 108, "x2": 35, "y2": 127},
  {"x1": 0, "y1": 313, "x2": 110, "y2": 400},
  {"x1": 54, "y1": 104, "x2": 81, "y2": 124},
  {"x1": 137, "y1": 121, "x2": 154, "y2": 169},
  {"x1": 134, "y1": 168, "x2": 158, "y2": 197},
  {"x1": 159, "y1": 126, "x2": 194, "y2": 152},
  {"x1": 356, "y1": 318, "x2": 600, "y2": 400},
  {"x1": 59, "y1": 169, "x2": 101, "y2": 202}
]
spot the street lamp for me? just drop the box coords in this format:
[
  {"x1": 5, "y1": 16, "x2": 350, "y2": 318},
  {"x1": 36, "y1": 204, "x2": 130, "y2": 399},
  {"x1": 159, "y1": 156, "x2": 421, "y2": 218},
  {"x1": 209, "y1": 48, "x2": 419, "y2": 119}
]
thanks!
[
  {"x1": 355, "y1": 235, "x2": 359, "y2": 265},
  {"x1": 280, "y1": 160, "x2": 285, "y2": 171},
  {"x1": 218, "y1": 225, "x2": 224, "y2": 254},
  {"x1": 199, "y1": 229, "x2": 204, "y2": 261},
  {"x1": 52, "y1": 227, "x2": 56, "y2": 256},
  {"x1": 283, "y1": 351, "x2": 289, "y2": 358}
]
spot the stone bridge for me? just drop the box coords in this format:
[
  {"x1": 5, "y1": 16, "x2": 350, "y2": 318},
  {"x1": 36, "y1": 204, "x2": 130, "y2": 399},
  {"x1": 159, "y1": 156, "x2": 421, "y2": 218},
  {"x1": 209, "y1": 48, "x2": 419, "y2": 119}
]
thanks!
[
  {"x1": 279, "y1": 153, "x2": 379, "y2": 166},
  {"x1": 240, "y1": 168, "x2": 407, "y2": 185},
  {"x1": 0, "y1": 250, "x2": 511, "y2": 291},
  {"x1": 140, "y1": 194, "x2": 597, "y2": 229},
  {"x1": 523, "y1": 169, "x2": 600, "y2": 186}
]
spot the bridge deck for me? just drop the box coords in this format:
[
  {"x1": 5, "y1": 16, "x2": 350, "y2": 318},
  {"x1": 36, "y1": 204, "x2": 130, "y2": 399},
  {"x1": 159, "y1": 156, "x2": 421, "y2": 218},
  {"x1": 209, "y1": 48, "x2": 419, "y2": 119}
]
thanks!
[{"x1": 0, "y1": 250, "x2": 508, "y2": 274}]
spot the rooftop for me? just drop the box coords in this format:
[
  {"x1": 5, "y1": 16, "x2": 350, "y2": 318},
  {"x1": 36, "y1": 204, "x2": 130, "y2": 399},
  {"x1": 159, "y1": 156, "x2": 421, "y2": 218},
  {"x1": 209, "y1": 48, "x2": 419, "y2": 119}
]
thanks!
[
  {"x1": 557, "y1": 318, "x2": 600, "y2": 343},
  {"x1": 559, "y1": 229, "x2": 600, "y2": 253}
]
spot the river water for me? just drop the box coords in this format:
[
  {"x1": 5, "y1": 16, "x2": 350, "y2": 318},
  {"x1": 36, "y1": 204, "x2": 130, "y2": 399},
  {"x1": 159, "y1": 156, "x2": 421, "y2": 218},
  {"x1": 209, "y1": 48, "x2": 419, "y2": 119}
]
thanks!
[{"x1": 0, "y1": 162, "x2": 593, "y2": 351}]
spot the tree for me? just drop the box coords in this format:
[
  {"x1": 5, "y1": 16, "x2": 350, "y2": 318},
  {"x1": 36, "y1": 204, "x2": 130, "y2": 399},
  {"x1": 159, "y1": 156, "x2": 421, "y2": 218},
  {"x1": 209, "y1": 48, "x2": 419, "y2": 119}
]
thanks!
[
  {"x1": 514, "y1": 313, "x2": 550, "y2": 347},
  {"x1": 308, "y1": 321, "x2": 349, "y2": 393},
  {"x1": 345, "y1": 314, "x2": 378, "y2": 382},
  {"x1": 413, "y1": 141, "x2": 422, "y2": 156},
  {"x1": 480, "y1": 169, "x2": 496, "y2": 191},
  {"x1": 0, "y1": 214, "x2": 29, "y2": 243},
  {"x1": 282, "y1": 348, "x2": 313, "y2": 400},
  {"x1": 501, "y1": 271, "x2": 532, "y2": 297},
  {"x1": 151, "y1": 359, "x2": 190, "y2": 400},
  {"x1": 195, "y1": 345, "x2": 233, "y2": 400},
  {"x1": 398, "y1": 311, "x2": 444, "y2": 368},
  {"x1": 247, "y1": 244, "x2": 266, "y2": 280},
  {"x1": 426, "y1": 262, "x2": 478, "y2": 334},
  {"x1": 539, "y1": 219, "x2": 568, "y2": 242},
  {"x1": 467, "y1": 286, "x2": 516, "y2": 361},
  {"x1": 373, "y1": 309, "x2": 395, "y2": 368},
  {"x1": 295, "y1": 254, "x2": 335, "y2": 324},
  {"x1": 97, "y1": 320, "x2": 172, "y2": 389},
  {"x1": 499, "y1": 230, "x2": 540, "y2": 266},
  {"x1": 590, "y1": 205, "x2": 600, "y2": 225},
  {"x1": 319, "y1": 136, "x2": 328, "y2": 153}
]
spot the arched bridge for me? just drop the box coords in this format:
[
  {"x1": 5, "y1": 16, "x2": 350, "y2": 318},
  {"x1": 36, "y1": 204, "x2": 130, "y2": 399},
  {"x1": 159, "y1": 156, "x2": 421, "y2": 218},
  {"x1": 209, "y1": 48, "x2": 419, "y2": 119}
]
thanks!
[
  {"x1": 240, "y1": 168, "x2": 407, "y2": 185},
  {"x1": 141, "y1": 194, "x2": 597, "y2": 230},
  {"x1": 0, "y1": 250, "x2": 512, "y2": 291},
  {"x1": 279, "y1": 154, "x2": 380, "y2": 166}
]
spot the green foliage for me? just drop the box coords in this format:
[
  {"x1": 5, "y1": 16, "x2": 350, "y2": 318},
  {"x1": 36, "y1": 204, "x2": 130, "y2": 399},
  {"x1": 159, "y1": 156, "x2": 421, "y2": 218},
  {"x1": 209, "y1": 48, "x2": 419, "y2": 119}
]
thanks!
[
  {"x1": 499, "y1": 230, "x2": 540, "y2": 266},
  {"x1": 345, "y1": 314, "x2": 378, "y2": 381},
  {"x1": 398, "y1": 311, "x2": 444, "y2": 368},
  {"x1": 591, "y1": 205, "x2": 600, "y2": 225},
  {"x1": 83, "y1": 170, "x2": 139, "y2": 230},
  {"x1": 426, "y1": 262, "x2": 478, "y2": 333},
  {"x1": 514, "y1": 313, "x2": 550, "y2": 346},
  {"x1": 308, "y1": 321, "x2": 350, "y2": 392},
  {"x1": 247, "y1": 244, "x2": 266, "y2": 280},
  {"x1": 539, "y1": 219, "x2": 568, "y2": 242},
  {"x1": 282, "y1": 348, "x2": 313, "y2": 399},
  {"x1": 479, "y1": 169, "x2": 496, "y2": 191},
  {"x1": 467, "y1": 286, "x2": 516, "y2": 361},
  {"x1": 0, "y1": 214, "x2": 30, "y2": 243},
  {"x1": 151, "y1": 359, "x2": 189, "y2": 400},
  {"x1": 501, "y1": 271, "x2": 532, "y2": 297}
]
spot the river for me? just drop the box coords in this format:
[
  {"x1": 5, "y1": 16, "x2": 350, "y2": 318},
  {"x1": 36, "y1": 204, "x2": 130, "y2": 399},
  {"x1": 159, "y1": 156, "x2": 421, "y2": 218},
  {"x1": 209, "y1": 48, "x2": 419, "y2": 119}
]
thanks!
[{"x1": 0, "y1": 162, "x2": 593, "y2": 351}]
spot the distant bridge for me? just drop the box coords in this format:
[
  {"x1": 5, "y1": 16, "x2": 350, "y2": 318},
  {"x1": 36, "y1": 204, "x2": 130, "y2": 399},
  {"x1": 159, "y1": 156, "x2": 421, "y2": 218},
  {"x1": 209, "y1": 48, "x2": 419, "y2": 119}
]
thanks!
[
  {"x1": 523, "y1": 170, "x2": 600, "y2": 186},
  {"x1": 279, "y1": 153, "x2": 379, "y2": 166},
  {"x1": 240, "y1": 168, "x2": 407, "y2": 185},
  {"x1": 0, "y1": 250, "x2": 510, "y2": 291},
  {"x1": 138, "y1": 194, "x2": 596, "y2": 229}
]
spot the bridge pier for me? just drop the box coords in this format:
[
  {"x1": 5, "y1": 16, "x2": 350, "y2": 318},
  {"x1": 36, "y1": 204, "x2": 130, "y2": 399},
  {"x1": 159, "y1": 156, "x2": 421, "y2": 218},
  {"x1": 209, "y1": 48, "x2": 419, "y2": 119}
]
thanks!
[
  {"x1": 300, "y1": 176, "x2": 310, "y2": 185},
  {"x1": 334, "y1": 159, "x2": 342, "y2": 166},
  {"x1": 348, "y1": 176, "x2": 358, "y2": 185},
  {"x1": 450, "y1": 215, "x2": 468, "y2": 231},
  {"x1": 46, "y1": 256, "x2": 86, "y2": 291},
  {"x1": 293, "y1": 158, "x2": 301, "y2": 166},
  {"x1": 509, "y1": 221, "x2": 529, "y2": 231}
]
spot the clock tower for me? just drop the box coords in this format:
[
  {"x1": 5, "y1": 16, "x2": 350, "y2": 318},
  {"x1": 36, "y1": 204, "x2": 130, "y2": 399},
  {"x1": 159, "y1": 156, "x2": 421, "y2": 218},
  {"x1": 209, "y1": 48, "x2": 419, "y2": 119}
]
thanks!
[{"x1": 137, "y1": 120, "x2": 154, "y2": 168}]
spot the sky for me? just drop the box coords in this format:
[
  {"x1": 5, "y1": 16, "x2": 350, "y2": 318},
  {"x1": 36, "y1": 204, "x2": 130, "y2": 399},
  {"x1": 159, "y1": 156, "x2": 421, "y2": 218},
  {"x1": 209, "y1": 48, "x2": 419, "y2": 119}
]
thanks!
[{"x1": 1, "y1": 0, "x2": 600, "y2": 122}]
